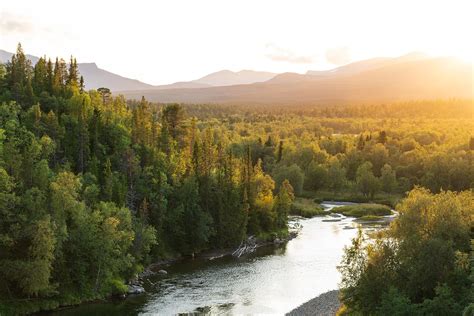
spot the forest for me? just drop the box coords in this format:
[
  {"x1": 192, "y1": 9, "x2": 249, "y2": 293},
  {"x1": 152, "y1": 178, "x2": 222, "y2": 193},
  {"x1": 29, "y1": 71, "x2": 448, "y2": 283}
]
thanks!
[{"x1": 0, "y1": 44, "x2": 473, "y2": 314}]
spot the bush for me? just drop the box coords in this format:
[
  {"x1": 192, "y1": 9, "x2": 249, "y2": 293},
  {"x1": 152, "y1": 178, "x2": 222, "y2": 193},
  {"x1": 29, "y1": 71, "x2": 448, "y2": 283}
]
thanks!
[{"x1": 109, "y1": 278, "x2": 128, "y2": 295}]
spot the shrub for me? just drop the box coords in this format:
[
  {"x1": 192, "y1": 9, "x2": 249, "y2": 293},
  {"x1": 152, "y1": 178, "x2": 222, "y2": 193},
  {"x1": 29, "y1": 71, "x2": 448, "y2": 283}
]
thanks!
[{"x1": 109, "y1": 278, "x2": 128, "y2": 295}]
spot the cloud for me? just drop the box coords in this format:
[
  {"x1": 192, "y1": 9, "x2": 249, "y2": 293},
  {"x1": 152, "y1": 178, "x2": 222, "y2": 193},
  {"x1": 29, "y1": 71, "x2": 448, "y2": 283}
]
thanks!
[
  {"x1": 265, "y1": 43, "x2": 313, "y2": 64},
  {"x1": 0, "y1": 12, "x2": 34, "y2": 35},
  {"x1": 325, "y1": 46, "x2": 351, "y2": 65}
]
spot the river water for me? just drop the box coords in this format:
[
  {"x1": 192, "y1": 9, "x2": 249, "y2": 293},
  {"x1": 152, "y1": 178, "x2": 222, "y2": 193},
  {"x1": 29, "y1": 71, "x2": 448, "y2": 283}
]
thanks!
[{"x1": 53, "y1": 202, "x2": 385, "y2": 315}]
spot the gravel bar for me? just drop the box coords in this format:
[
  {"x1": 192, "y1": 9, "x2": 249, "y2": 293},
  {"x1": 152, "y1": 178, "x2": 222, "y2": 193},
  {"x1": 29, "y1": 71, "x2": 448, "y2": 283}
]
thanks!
[{"x1": 286, "y1": 290, "x2": 340, "y2": 316}]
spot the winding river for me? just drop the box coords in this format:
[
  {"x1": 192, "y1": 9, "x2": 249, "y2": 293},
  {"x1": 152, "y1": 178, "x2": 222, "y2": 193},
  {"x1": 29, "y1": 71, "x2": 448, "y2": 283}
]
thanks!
[{"x1": 52, "y1": 202, "x2": 387, "y2": 315}]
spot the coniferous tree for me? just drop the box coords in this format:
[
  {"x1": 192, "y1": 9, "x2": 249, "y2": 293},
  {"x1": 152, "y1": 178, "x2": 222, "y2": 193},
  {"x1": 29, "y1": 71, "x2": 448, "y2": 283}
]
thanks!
[
  {"x1": 33, "y1": 57, "x2": 48, "y2": 95},
  {"x1": 79, "y1": 75, "x2": 85, "y2": 93},
  {"x1": 46, "y1": 58, "x2": 54, "y2": 95},
  {"x1": 274, "y1": 179, "x2": 294, "y2": 229},
  {"x1": 378, "y1": 130, "x2": 387, "y2": 144},
  {"x1": 67, "y1": 56, "x2": 79, "y2": 89},
  {"x1": 5, "y1": 43, "x2": 35, "y2": 107},
  {"x1": 277, "y1": 140, "x2": 283, "y2": 163}
]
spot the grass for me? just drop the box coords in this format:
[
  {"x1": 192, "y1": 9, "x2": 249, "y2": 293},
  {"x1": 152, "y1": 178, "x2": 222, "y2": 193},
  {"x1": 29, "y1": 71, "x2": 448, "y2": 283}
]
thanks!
[
  {"x1": 358, "y1": 215, "x2": 385, "y2": 221},
  {"x1": 291, "y1": 197, "x2": 326, "y2": 217},
  {"x1": 301, "y1": 190, "x2": 402, "y2": 208},
  {"x1": 330, "y1": 203, "x2": 392, "y2": 218}
]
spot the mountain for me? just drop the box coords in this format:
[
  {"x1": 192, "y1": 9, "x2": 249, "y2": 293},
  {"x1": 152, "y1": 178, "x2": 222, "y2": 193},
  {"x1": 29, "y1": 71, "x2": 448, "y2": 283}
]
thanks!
[
  {"x1": 305, "y1": 52, "x2": 427, "y2": 77},
  {"x1": 153, "y1": 81, "x2": 212, "y2": 90},
  {"x1": 0, "y1": 49, "x2": 39, "y2": 64},
  {"x1": 192, "y1": 70, "x2": 277, "y2": 86},
  {"x1": 0, "y1": 49, "x2": 154, "y2": 91},
  {"x1": 76, "y1": 63, "x2": 154, "y2": 91},
  {"x1": 120, "y1": 56, "x2": 473, "y2": 105},
  {"x1": 2, "y1": 49, "x2": 471, "y2": 104},
  {"x1": 1, "y1": 49, "x2": 276, "y2": 91},
  {"x1": 241, "y1": 53, "x2": 429, "y2": 85}
]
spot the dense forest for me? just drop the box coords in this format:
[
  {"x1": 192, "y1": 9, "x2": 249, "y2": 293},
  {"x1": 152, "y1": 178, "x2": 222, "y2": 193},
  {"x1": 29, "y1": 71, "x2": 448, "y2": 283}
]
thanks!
[
  {"x1": 0, "y1": 44, "x2": 473, "y2": 314},
  {"x1": 0, "y1": 44, "x2": 294, "y2": 313}
]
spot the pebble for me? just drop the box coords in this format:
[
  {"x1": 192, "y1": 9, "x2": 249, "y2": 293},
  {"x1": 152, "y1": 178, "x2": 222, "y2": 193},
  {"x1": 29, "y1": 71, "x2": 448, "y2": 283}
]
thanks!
[{"x1": 286, "y1": 290, "x2": 340, "y2": 316}]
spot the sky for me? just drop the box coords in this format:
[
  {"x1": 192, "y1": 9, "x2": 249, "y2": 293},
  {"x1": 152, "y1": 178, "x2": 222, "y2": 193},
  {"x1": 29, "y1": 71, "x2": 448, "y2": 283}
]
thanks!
[{"x1": 1, "y1": 0, "x2": 473, "y2": 85}]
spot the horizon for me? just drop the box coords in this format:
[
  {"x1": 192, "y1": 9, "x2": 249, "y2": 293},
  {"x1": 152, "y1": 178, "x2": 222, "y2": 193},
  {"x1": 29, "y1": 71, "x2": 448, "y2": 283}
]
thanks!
[
  {"x1": 1, "y1": 0, "x2": 473, "y2": 85},
  {"x1": 1, "y1": 46, "x2": 455, "y2": 87}
]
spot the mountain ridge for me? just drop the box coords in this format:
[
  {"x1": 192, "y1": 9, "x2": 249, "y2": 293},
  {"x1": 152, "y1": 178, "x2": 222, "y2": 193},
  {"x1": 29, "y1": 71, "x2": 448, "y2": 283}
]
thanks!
[
  {"x1": 119, "y1": 56, "x2": 473, "y2": 105},
  {"x1": 1, "y1": 49, "x2": 471, "y2": 105},
  {"x1": 0, "y1": 49, "x2": 277, "y2": 91}
]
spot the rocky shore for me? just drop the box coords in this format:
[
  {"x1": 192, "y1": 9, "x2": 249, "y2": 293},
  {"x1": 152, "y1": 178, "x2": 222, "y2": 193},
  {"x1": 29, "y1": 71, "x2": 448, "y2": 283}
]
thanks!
[{"x1": 286, "y1": 290, "x2": 341, "y2": 316}]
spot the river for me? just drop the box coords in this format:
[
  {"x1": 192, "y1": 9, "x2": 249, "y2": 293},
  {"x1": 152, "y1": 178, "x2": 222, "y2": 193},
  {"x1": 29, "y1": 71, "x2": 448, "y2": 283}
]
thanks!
[{"x1": 52, "y1": 202, "x2": 388, "y2": 315}]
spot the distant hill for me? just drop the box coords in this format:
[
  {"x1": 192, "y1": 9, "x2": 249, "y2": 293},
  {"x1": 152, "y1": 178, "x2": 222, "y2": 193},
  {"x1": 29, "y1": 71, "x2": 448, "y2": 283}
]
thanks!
[
  {"x1": 120, "y1": 56, "x2": 473, "y2": 105},
  {"x1": 77, "y1": 62, "x2": 155, "y2": 91},
  {"x1": 153, "y1": 81, "x2": 212, "y2": 90},
  {"x1": 305, "y1": 52, "x2": 428, "y2": 77},
  {"x1": 267, "y1": 53, "x2": 428, "y2": 85},
  {"x1": 0, "y1": 49, "x2": 39, "y2": 65},
  {"x1": 192, "y1": 70, "x2": 277, "y2": 86},
  {"x1": 0, "y1": 49, "x2": 154, "y2": 91}
]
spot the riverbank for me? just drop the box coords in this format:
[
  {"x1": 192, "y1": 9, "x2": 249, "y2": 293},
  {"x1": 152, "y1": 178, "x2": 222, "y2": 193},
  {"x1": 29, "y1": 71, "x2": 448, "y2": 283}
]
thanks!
[
  {"x1": 37, "y1": 202, "x2": 362, "y2": 315},
  {"x1": 286, "y1": 290, "x2": 340, "y2": 316},
  {"x1": 301, "y1": 190, "x2": 402, "y2": 208},
  {"x1": 144, "y1": 229, "x2": 300, "y2": 270},
  {"x1": 130, "y1": 229, "x2": 300, "y2": 293}
]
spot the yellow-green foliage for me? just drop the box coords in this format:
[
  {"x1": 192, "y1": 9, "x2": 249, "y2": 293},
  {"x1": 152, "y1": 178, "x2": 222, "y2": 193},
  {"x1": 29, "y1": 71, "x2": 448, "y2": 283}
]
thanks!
[{"x1": 338, "y1": 188, "x2": 474, "y2": 315}]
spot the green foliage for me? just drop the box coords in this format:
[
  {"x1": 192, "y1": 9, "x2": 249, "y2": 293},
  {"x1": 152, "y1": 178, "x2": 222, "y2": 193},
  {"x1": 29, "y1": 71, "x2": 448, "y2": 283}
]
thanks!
[
  {"x1": 339, "y1": 188, "x2": 474, "y2": 315},
  {"x1": 380, "y1": 163, "x2": 397, "y2": 193},
  {"x1": 274, "y1": 179, "x2": 295, "y2": 228},
  {"x1": 0, "y1": 44, "x2": 472, "y2": 313},
  {"x1": 304, "y1": 161, "x2": 328, "y2": 192},
  {"x1": 273, "y1": 163, "x2": 304, "y2": 195},
  {"x1": 356, "y1": 162, "x2": 380, "y2": 198},
  {"x1": 327, "y1": 157, "x2": 347, "y2": 193},
  {"x1": 178, "y1": 177, "x2": 213, "y2": 254},
  {"x1": 108, "y1": 278, "x2": 128, "y2": 295},
  {"x1": 377, "y1": 288, "x2": 418, "y2": 316}
]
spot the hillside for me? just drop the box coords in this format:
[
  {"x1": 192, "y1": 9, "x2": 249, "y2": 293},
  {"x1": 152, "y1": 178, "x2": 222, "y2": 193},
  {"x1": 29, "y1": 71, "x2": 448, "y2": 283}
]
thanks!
[
  {"x1": 120, "y1": 56, "x2": 473, "y2": 105},
  {"x1": 192, "y1": 69, "x2": 277, "y2": 86}
]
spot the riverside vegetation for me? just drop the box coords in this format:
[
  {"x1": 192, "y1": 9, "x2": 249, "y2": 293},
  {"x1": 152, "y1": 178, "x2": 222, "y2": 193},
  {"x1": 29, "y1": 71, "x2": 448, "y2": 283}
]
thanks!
[
  {"x1": 338, "y1": 189, "x2": 474, "y2": 315},
  {"x1": 0, "y1": 44, "x2": 473, "y2": 314}
]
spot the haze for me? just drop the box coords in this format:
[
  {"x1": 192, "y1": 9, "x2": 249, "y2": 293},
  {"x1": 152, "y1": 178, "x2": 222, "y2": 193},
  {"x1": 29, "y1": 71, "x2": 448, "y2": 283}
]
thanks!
[{"x1": 1, "y1": 0, "x2": 473, "y2": 85}]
